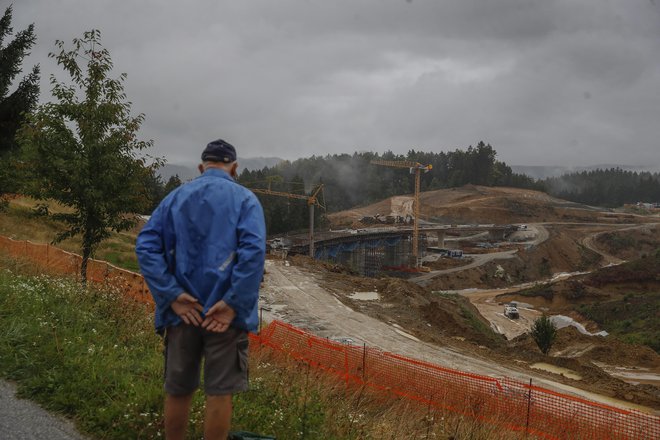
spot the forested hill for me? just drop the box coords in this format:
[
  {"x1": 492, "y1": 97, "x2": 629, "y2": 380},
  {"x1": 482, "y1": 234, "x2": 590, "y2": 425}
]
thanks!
[
  {"x1": 543, "y1": 168, "x2": 660, "y2": 208},
  {"x1": 237, "y1": 142, "x2": 541, "y2": 234},
  {"x1": 145, "y1": 145, "x2": 659, "y2": 234}
]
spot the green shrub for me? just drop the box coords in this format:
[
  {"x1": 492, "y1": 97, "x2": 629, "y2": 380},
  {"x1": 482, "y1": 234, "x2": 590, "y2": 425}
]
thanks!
[{"x1": 530, "y1": 315, "x2": 557, "y2": 355}]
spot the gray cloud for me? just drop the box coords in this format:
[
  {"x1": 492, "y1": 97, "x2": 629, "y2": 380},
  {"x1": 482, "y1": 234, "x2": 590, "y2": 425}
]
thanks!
[{"x1": 9, "y1": 0, "x2": 660, "y2": 167}]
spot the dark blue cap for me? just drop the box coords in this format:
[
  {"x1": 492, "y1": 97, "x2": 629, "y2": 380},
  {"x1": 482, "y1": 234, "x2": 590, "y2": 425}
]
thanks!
[{"x1": 201, "y1": 139, "x2": 237, "y2": 163}]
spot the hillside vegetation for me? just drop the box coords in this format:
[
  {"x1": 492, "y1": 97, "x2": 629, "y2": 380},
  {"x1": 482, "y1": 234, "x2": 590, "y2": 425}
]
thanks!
[
  {"x1": 0, "y1": 197, "x2": 140, "y2": 271},
  {"x1": 544, "y1": 168, "x2": 660, "y2": 208}
]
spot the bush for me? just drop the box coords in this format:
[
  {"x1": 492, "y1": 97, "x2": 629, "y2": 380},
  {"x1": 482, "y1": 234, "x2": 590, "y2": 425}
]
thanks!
[{"x1": 531, "y1": 315, "x2": 557, "y2": 355}]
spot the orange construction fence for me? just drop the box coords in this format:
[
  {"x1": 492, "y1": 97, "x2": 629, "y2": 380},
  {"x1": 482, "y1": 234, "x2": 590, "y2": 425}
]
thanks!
[
  {"x1": 253, "y1": 320, "x2": 660, "y2": 440},
  {"x1": 1, "y1": 235, "x2": 658, "y2": 439},
  {"x1": 0, "y1": 235, "x2": 152, "y2": 305}
]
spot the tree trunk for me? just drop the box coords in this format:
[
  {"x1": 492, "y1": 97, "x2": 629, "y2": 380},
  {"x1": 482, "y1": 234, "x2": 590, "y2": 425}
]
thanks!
[{"x1": 80, "y1": 239, "x2": 92, "y2": 287}]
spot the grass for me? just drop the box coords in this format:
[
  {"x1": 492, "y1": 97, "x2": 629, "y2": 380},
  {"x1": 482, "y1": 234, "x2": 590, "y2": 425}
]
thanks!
[
  {"x1": 0, "y1": 197, "x2": 140, "y2": 271},
  {"x1": 456, "y1": 303, "x2": 504, "y2": 348},
  {"x1": 577, "y1": 291, "x2": 660, "y2": 353},
  {"x1": 517, "y1": 283, "x2": 554, "y2": 300},
  {"x1": 586, "y1": 249, "x2": 660, "y2": 287},
  {"x1": 0, "y1": 256, "x2": 521, "y2": 440}
]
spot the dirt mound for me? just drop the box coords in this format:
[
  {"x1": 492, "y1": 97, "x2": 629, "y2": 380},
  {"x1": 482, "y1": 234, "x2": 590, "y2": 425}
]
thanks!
[
  {"x1": 498, "y1": 280, "x2": 610, "y2": 312},
  {"x1": 595, "y1": 225, "x2": 660, "y2": 260},
  {"x1": 424, "y1": 256, "x2": 473, "y2": 271},
  {"x1": 550, "y1": 326, "x2": 660, "y2": 369},
  {"x1": 289, "y1": 255, "x2": 505, "y2": 348},
  {"x1": 585, "y1": 251, "x2": 660, "y2": 287},
  {"x1": 508, "y1": 328, "x2": 660, "y2": 408},
  {"x1": 328, "y1": 185, "x2": 637, "y2": 227}
]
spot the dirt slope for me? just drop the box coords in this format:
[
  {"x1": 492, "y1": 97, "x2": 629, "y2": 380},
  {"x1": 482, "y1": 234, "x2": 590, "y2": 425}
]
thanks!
[
  {"x1": 263, "y1": 256, "x2": 660, "y2": 410},
  {"x1": 328, "y1": 185, "x2": 645, "y2": 227},
  {"x1": 594, "y1": 225, "x2": 660, "y2": 260}
]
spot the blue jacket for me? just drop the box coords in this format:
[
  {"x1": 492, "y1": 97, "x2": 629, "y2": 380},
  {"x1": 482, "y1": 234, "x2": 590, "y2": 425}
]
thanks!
[{"x1": 135, "y1": 168, "x2": 266, "y2": 333}]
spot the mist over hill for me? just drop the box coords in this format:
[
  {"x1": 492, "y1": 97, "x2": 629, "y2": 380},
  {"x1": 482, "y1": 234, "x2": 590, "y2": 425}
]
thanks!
[{"x1": 512, "y1": 164, "x2": 660, "y2": 180}]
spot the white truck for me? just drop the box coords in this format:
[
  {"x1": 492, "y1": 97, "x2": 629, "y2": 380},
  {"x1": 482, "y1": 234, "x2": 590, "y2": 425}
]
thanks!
[{"x1": 504, "y1": 302, "x2": 520, "y2": 319}]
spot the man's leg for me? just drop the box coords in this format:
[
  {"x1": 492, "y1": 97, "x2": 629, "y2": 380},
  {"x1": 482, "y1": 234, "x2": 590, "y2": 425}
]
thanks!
[
  {"x1": 163, "y1": 324, "x2": 203, "y2": 439},
  {"x1": 202, "y1": 328, "x2": 249, "y2": 439},
  {"x1": 204, "y1": 394, "x2": 232, "y2": 440},
  {"x1": 165, "y1": 393, "x2": 194, "y2": 440}
]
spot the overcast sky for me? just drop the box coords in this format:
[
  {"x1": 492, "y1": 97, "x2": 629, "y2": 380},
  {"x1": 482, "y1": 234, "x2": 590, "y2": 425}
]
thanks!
[{"x1": 9, "y1": 0, "x2": 660, "y2": 167}]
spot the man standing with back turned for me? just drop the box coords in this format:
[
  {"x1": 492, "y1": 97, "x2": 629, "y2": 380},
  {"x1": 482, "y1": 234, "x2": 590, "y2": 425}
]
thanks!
[{"x1": 136, "y1": 139, "x2": 266, "y2": 440}]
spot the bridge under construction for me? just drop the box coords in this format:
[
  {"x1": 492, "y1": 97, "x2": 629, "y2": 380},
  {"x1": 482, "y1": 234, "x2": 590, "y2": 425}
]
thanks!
[{"x1": 286, "y1": 224, "x2": 517, "y2": 276}]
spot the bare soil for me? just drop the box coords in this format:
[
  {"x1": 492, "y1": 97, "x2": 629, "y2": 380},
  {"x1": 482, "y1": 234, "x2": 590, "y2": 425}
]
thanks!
[
  {"x1": 594, "y1": 225, "x2": 660, "y2": 260},
  {"x1": 328, "y1": 185, "x2": 653, "y2": 228},
  {"x1": 424, "y1": 225, "x2": 604, "y2": 291},
  {"x1": 288, "y1": 255, "x2": 506, "y2": 350},
  {"x1": 282, "y1": 255, "x2": 660, "y2": 409},
  {"x1": 424, "y1": 256, "x2": 474, "y2": 271}
]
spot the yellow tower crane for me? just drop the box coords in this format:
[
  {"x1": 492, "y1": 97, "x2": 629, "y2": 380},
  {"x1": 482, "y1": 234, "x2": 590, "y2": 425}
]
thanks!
[
  {"x1": 370, "y1": 160, "x2": 432, "y2": 268},
  {"x1": 250, "y1": 183, "x2": 325, "y2": 257}
]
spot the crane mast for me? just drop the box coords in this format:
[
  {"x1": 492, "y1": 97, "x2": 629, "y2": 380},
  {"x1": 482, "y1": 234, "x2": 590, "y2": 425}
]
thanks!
[{"x1": 370, "y1": 159, "x2": 432, "y2": 268}]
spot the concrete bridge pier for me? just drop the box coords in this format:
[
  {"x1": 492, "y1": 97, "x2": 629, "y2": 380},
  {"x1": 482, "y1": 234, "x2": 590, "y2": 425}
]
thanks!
[{"x1": 427, "y1": 231, "x2": 445, "y2": 248}]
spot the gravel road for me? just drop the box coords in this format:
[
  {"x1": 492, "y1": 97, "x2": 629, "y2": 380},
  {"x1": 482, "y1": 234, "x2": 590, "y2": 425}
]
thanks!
[{"x1": 0, "y1": 380, "x2": 89, "y2": 440}]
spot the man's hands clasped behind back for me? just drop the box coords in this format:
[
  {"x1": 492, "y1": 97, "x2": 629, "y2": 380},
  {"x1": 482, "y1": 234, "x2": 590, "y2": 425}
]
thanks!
[
  {"x1": 171, "y1": 293, "x2": 235, "y2": 333},
  {"x1": 201, "y1": 300, "x2": 236, "y2": 333},
  {"x1": 171, "y1": 293, "x2": 204, "y2": 326}
]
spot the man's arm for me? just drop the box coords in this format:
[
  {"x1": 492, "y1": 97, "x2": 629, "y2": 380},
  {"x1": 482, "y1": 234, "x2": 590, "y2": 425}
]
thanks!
[
  {"x1": 213, "y1": 194, "x2": 266, "y2": 324},
  {"x1": 135, "y1": 202, "x2": 185, "y2": 310}
]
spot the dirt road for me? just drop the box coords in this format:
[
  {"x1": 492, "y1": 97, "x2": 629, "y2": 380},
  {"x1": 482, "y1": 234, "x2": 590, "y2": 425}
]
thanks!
[
  {"x1": 260, "y1": 260, "x2": 657, "y2": 414},
  {"x1": 410, "y1": 224, "x2": 549, "y2": 285},
  {"x1": 579, "y1": 223, "x2": 658, "y2": 266},
  {"x1": 261, "y1": 261, "x2": 515, "y2": 375},
  {"x1": 411, "y1": 250, "x2": 518, "y2": 285},
  {"x1": 459, "y1": 288, "x2": 542, "y2": 339}
]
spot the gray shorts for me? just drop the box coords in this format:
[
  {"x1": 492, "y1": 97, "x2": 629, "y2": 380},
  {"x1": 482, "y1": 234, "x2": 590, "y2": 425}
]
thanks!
[{"x1": 164, "y1": 324, "x2": 249, "y2": 396}]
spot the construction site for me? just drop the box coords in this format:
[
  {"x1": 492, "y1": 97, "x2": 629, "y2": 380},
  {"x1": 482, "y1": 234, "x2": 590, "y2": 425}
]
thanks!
[
  {"x1": 249, "y1": 163, "x2": 660, "y2": 422},
  {"x1": 2, "y1": 173, "x2": 659, "y2": 439}
]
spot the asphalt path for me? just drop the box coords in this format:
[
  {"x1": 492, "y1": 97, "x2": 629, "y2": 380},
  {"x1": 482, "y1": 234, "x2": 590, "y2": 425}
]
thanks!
[{"x1": 0, "y1": 380, "x2": 89, "y2": 440}]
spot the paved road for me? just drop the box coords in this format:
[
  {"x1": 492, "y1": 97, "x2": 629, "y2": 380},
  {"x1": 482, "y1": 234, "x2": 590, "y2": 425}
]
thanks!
[{"x1": 0, "y1": 380, "x2": 89, "y2": 440}]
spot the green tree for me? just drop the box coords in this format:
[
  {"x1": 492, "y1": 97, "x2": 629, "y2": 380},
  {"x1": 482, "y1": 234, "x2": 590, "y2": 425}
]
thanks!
[
  {"x1": 164, "y1": 174, "x2": 182, "y2": 194},
  {"x1": 530, "y1": 315, "x2": 557, "y2": 355},
  {"x1": 0, "y1": 5, "x2": 40, "y2": 204},
  {"x1": 17, "y1": 30, "x2": 159, "y2": 284}
]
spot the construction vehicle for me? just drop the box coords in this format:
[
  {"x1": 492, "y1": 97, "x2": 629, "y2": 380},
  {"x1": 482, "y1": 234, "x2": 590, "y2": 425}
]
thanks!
[
  {"x1": 370, "y1": 159, "x2": 432, "y2": 268},
  {"x1": 268, "y1": 237, "x2": 291, "y2": 250},
  {"x1": 504, "y1": 302, "x2": 520, "y2": 319}
]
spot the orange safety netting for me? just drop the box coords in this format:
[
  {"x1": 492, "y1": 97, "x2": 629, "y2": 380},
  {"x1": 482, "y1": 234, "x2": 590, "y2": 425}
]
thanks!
[
  {"x1": 252, "y1": 320, "x2": 660, "y2": 440},
  {"x1": 1, "y1": 235, "x2": 659, "y2": 439},
  {"x1": 0, "y1": 235, "x2": 152, "y2": 306}
]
